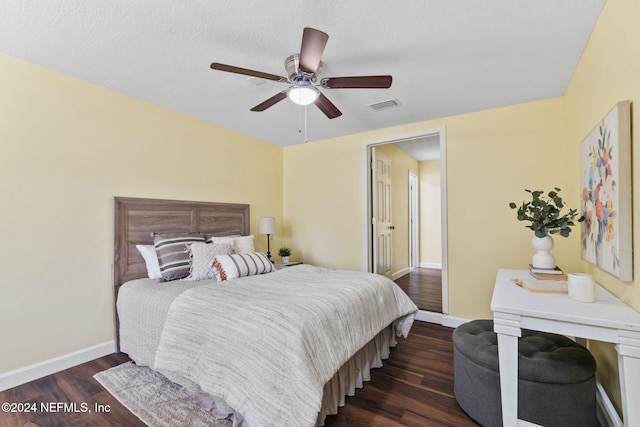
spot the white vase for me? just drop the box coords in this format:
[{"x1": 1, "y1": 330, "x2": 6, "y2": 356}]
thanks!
[
  {"x1": 281, "y1": 256, "x2": 290, "y2": 264},
  {"x1": 531, "y1": 235, "x2": 555, "y2": 269}
]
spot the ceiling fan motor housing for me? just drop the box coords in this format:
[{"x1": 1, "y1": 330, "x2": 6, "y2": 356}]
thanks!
[{"x1": 285, "y1": 53, "x2": 321, "y2": 82}]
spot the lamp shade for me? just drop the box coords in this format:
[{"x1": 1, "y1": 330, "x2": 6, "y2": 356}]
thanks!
[{"x1": 258, "y1": 217, "x2": 276, "y2": 235}]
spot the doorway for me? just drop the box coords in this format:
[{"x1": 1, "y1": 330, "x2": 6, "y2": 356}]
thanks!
[{"x1": 363, "y1": 127, "x2": 448, "y2": 315}]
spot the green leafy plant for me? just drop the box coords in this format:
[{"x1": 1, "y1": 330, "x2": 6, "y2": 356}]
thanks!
[
  {"x1": 278, "y1": 247, "x2": 291, "y2": 257},
  {"x1": 509, "y1": 188, "x2": 584, "y2": 238}
]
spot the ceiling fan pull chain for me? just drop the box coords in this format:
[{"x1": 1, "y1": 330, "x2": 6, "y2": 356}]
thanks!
[
  {"x1": 304, "y1": 104, "x2": 309, "y2": 143},
  {"x1": 297, "y1": 103, "x2": 309, "y2": 143},
  {"x1": 298, "y1": 103, "x2": 303, "y2": 135}
]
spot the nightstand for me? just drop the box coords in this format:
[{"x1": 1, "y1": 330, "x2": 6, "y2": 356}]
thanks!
[{"x1": 273, "y1": 261, "x2": 303, "y2": 270}]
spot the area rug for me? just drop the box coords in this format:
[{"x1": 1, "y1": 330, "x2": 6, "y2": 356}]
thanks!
[{"x1": 94, "y1": 362, "x2": 232, "y2": 427}]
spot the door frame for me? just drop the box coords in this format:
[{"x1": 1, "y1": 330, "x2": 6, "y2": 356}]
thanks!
[
  {"x1": 408, "y1": 171, "x2": 419, "y2": 268},
  {"x1": 362, "y1": 126, "x2": 449, "y2": 314}
]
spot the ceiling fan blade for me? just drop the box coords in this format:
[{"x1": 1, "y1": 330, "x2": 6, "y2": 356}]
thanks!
[
  {"x1": 210, "y1": 63, "x2": 287, "y2": 82},
  {"x1": 314, "y1": 93, "x2": 342, "y2": 119},
  {"x1": 321, "y1": 75, "x2": 393, "y2": 89},
  {"x1": 298, "y1": 27, "x2": 329, "y2": 74},
  {"x1": 250, "y1": 91, "x2": 288, "y2": 112}
]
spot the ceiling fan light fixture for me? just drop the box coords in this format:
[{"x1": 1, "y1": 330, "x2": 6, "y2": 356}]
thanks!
[{"x1": 287, "y1": 84, "x2": 319, "y2": 106}]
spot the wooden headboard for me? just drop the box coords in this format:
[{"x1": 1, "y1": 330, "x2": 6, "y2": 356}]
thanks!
[
  {"x1": 114, "y1": 197, "x2": 250, "y2": 289},
  {"x1": 113, "y1": 197, "x2": 250, "y2": 350}
]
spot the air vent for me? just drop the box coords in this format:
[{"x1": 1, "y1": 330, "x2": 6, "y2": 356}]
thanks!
[{"x1": 368, "y1": 98, "x2": 400, "y2": 111}]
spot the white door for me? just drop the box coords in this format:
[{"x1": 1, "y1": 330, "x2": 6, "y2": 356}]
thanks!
[{"x1": 372, "y1": 148, "x2": 393, "y2": 278}]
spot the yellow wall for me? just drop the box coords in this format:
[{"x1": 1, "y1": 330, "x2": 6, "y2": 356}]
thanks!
[
  {"x1": 284, "y1": 97, "x2": 568, "y2": 319},
  {"x1": 375, "y1": 144, "x2": 419, "y2": 277},
  {"x1": 0, "y1": 53, "x2": 283, "y2": 374},
  {"x1": 563, "y1": 0, "x2": 640, "y2": 416},
  {"x1": 565, "y1": 0, "x2": 640, "y2": 310},
  {"x1": 419, "y1": 160, "x2": 442, "y2": 266},
  {"x1": 282, "y1": 137, "x2": 364, "y2": 269}
]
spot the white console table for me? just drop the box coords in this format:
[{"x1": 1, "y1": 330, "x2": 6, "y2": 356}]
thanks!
[{"x1": 491, "y1": 269, "x2": 640, "y2": 426}]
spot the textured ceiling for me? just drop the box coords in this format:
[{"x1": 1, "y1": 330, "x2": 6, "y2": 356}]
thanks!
[
  {"x1": 0, "y1": 1, "x2": 605, "y2": 147},
  {"x1": 394, "y1": 136, "x2": 441, "y2": 162}
]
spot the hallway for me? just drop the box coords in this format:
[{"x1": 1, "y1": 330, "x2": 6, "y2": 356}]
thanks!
[{"x1": 394, "y1": 267, "x2": 442, "y2": 312}]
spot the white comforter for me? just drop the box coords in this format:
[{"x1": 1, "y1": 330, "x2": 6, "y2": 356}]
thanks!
[{"x1": 122, "y1": 265, "x2": 418, "y2": 427}]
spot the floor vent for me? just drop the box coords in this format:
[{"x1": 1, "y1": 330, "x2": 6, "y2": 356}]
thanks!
[{"x1": 368, "y1": 98, "x2": 401, "y2": 111}]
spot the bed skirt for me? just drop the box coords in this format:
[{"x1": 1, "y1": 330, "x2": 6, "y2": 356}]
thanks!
[
  {"x1": 316, "y1": 324, "x2": 396, "y2": 426},
  {"x1": 195, "y1": 323, "x2": 399, "y2": 426}
]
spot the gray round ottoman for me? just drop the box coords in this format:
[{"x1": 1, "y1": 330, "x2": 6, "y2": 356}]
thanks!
[{"x1": 453, "y1": 319, "x2": 596, "y2": 427}]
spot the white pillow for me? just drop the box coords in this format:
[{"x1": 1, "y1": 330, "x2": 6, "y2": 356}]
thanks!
[
  {"x1": 213, "y1": 252, "x2": 275, "y2": 281},
  {"x1": 233, "y1": 235, "x2": 255, "y2": 253},
  {"x1": 136, "y1": 244, "x2": 162, "y2": 279},
  {"x1": 207, "y1": 235, "x2": 255, "y2": 254},
  {"x1": 186, "y1": 242, "x2": 234, "y2": 281}
]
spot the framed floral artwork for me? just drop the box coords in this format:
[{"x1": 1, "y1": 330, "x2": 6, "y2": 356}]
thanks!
[{"x1": 580, "y1": 100, "x2": 632, "y2": 280}]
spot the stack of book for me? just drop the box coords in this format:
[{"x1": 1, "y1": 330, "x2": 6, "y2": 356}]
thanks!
[{"x1": 529, "y1": 264, "x2": 567, "y2": 280}]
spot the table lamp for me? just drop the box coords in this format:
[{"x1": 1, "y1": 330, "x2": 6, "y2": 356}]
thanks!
[{"x1": 258, "y1": 217, "x2": 276, "y2": 260}]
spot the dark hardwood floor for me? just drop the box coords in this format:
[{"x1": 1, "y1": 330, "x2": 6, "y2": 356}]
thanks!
[
  {"x1": 0, "y1": 352, "x2": 145, "y2": 427},
  {"x1": 394, "y1": 267, "x2": 443, "y2": 312},
  {"x1": 0, "y1": 322, "x2": 477, "y2": 427},
  {"x1": 323, "y1": 321, "x2": 477, "y2": 427}
]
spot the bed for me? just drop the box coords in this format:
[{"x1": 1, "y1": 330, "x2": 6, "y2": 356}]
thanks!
[{"x1": 113, "y1": 197, "x2": 418, "y2": 427}]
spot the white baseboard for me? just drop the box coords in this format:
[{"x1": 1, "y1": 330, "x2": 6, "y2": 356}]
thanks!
[
  {"x1": 419, "y1": 262, "x2": 442, "y2": 269},
  {"x1": 0, "y1": 340, "x2": 116, "y2": 392},
  {"x1": 392, "y1": 267, "x2": 411, "y2": 281},
  {"x1": 440, "y1": 315, "x2": 469, "y2": 328},
  {"x1": 415, "y1": 310, "x2": 443, "y2": 323},
  {"x1": 414, "y1": 310, "x2": 469, "y2": 328}
]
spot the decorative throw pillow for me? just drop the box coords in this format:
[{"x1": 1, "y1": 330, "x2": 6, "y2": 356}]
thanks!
[
  {"x1": 186, "y1": 242, "x2": 234, "y2": 281},
  {"x1": 213, "y1": 252, "x2": 275, "y2": 281},
  {"x1": 207, "y1": 235, "x2": 255, "y2": 254},
  {"x1": 154, "y1": 233, "x2": 206, "y2": 281},
  {"x1": 136, "y1": 244, "x2": 162, "y2": 279}
]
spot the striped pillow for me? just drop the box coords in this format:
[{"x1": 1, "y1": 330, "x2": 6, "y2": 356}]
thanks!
[
  {"x1": 154, "y1": 233, "x2": 205, "y2": 281},
  {"x1": 213, "y1": 252, "x2": 275, "y2": 281}
]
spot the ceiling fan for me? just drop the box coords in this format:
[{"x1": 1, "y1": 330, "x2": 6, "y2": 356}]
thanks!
[{"x1": 210, "y1": 27, "x2": 392, "y2": 119}]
